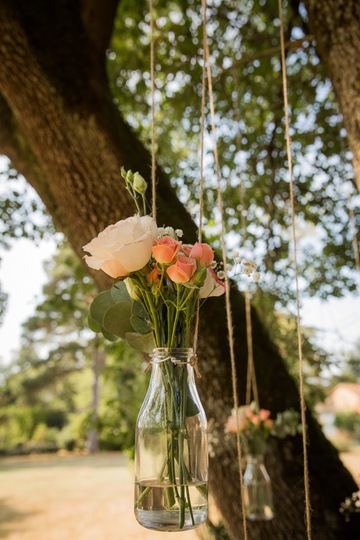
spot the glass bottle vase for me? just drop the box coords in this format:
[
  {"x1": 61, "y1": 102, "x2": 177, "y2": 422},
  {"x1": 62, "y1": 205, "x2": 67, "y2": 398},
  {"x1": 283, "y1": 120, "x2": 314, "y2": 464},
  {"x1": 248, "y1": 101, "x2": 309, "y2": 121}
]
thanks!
[
  {"x1": 134, "y1": 348, "x2": 208, "y2": 531},
  {"x1": 243, "y1": 453, "x2": 274, "y2": 521}
]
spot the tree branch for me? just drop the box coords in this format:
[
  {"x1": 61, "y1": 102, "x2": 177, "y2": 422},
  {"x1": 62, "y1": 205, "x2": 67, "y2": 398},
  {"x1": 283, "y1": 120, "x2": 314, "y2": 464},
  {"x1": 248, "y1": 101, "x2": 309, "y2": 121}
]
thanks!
[
  {"x1": 80, "y1": 0, "x2": 121, "y2": 57},
  {"x1": 0, "y1": 93, "x2": 41, "y2": 178}
]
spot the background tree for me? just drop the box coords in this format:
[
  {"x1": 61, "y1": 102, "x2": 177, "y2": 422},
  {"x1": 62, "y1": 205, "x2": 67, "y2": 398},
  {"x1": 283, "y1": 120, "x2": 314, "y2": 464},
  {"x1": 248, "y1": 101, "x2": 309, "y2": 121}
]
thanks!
[
  {"x1": 0, "y1": 1, "x2": 359, "y2": 538},
  {"x1": 0, "y1": 243, "x2": 148, "y2": 455}
]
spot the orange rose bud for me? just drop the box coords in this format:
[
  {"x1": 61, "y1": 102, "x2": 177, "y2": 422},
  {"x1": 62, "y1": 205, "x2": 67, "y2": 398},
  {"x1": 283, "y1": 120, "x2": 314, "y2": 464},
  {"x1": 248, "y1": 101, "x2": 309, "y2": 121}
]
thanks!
[
  {"x1": 189, "y1": 242, "x2": 214, "y2": 266},
  {"x1": 166, "y1": 256, "x2": 197, "y2": 284},
  {"x1": 152, "y1": 236, "x2": 182, "y2": 264}
]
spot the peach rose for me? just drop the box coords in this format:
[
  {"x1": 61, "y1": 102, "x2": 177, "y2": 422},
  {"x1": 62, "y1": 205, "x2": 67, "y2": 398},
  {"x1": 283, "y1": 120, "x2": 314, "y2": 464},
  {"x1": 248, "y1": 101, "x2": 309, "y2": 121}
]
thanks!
[
  {"x1": 190, "y1": 242, "x2": 214, "y2": 266},
  {"x1": 259, "y1": 409, "x2": 271, "y2": 420},
  {"x1": 152, "y1": 236, "x2": 182, "y2": 264},
  {"x1": 199, "y1": 268, "x2": 226, "y2": 298},
  {"x1": 167, "y1": 256, "x2": 197, "y2": 284},
  {"x1": 180, "y1": 244, "x2": 193, "y2": 257},
  {"x1": 244, "y1": 406, "x2": 254, "y2": 418},
  {"x1": 225, "y1": 411, "x2": 247, "y2": 433},
  {"x1": 83, "y1": 215, "x2": 157, "y2": 278}
]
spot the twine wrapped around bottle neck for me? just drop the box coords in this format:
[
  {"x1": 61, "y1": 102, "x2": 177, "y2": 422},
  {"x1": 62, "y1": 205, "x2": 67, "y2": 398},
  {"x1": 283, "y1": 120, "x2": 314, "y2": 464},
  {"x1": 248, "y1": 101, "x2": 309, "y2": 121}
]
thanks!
[{"x1": 145, "y1": 349, "x2": 202, "y2": 378}]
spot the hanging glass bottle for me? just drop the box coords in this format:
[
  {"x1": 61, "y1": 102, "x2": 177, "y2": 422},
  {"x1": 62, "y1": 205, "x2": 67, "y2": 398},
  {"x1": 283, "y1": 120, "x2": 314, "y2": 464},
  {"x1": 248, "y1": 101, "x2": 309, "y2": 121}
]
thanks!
[
  {"x1": 243, "y1": 451, "x2": 274, "y2": 521},
  {"x1": 134, "y1": 348, "x2": 208, "y2": 531}
]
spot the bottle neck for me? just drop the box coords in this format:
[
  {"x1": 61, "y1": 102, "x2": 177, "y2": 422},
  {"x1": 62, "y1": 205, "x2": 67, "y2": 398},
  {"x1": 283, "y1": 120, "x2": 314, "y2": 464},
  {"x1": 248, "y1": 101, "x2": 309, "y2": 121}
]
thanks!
[
  {"x1": 150, "y1": 347, "x2": 195, "y2": 365},
  {"x1": 246, "y1": 453, "x2": 265, "y2": 464},
  {"x1": 149, "y1": 348, "x2": 196, "y2": 385}
]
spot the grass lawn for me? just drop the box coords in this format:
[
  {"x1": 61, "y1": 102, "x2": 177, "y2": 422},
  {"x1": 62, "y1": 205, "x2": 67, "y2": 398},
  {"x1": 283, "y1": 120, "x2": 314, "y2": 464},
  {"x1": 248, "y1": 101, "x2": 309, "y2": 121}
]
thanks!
[
  {"x1": 0, "y1": 452, "x2": 201, "y2": 540},
  {"x1": 1, "y1": 449, "x2": 358, "y2": 539}
]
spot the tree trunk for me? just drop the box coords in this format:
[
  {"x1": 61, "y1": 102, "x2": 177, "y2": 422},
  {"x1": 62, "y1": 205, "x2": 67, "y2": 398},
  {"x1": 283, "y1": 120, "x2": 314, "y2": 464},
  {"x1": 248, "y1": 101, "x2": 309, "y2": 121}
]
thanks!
[
  {"x1": 0, "y1": 1, "x2": 358, "y2": 538},
  {"x1": 302, "y1": 0, "x2": 360, "y2": 190}
]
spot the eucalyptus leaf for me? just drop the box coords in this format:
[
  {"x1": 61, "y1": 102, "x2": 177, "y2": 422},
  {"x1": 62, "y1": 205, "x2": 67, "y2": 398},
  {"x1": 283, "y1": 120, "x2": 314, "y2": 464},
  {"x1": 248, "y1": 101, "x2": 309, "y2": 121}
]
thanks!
[
  {"x1": 88, "y1": 312, "x2": 118, "y2": 341},
  {"x1": 103, "y1": 302, "x2": 133, "y2": 338},
  {"x1": 88, "y1": 314, "x2": 101, "y2": 333},
  {"x1": 131, "y1": 301, "x2": 150, "y2": 334},
  {"x1": 90, "y1": 291, "x2": 115, "y2": 327},
  {"x1": 125, "y1": 331, "x2": 156, "y2": 353},
  {"x1": 101, "y1": 327, "x2": 120, "y2": 342},
  {"x1": 111, "y1": 280, "x2": 131, "y2": 303}
]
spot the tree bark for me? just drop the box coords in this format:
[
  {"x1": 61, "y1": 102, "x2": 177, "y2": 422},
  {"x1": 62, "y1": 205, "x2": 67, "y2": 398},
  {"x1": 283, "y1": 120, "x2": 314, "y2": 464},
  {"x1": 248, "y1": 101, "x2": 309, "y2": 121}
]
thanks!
[
  {"x1": 0, "y1": 1, "x2": 358, "y2": 538},
  {"x1": 302, "y1": 0, "x2": 360, "y2": 191}
]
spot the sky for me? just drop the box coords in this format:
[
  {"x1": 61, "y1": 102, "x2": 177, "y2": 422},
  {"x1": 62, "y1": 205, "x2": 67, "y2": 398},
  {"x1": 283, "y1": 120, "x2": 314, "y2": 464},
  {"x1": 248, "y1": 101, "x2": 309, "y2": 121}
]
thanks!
[
  {"x1": 0, "y1": 236, "x2": 359, "y2": 368},
  {"x1": 0, "y1": 239, "x2": 57, "y2": 365}
]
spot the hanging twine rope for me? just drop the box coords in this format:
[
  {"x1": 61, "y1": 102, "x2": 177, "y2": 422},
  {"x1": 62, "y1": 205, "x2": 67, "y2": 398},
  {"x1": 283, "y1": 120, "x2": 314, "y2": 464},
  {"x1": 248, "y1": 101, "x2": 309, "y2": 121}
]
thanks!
[
  {"x1": 149, "y1": 0, "x2": 157, "y2": 220},
  {"x1": 236, "y1": 122, "x2": 259, "y2": 409},
  {"x1": 198, "y1": 44, "x2": 206, "y2": 245},
  {"x1": 192, "y1": 9, "x2": 207, "y2": 360},
  {"x1": 201, "y1": 1, "x2": 248, "y2": 538},
  {"x1": 278, "y1": 1, "x2": 312, "y2": 538}
]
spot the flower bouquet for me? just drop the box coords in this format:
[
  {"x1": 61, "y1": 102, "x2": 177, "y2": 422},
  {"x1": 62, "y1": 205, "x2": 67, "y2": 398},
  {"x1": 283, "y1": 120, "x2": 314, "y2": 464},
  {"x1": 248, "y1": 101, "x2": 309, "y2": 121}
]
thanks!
[
  {"x1": 225, "y1": 401, "x2": 302, "y2": 454},
  {"x1": 225, "y1": 402, "x2": 274, "y2": 456},
  {"x1": 83, "y1": 169, "x2": 225, "y2": 531},
  {"x1": 225, "y1": 402, "x2": 301, "y2": 521}
]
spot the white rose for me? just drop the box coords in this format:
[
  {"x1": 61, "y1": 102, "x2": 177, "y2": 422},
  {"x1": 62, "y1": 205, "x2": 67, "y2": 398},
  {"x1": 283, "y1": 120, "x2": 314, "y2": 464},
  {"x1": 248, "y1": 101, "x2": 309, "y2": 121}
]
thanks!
[
  {"x1": 83, "y1": 215, "x2": 158, "y2": 278},
  {"x1": 199, "y1": 268, "x2": 226, "y2": 298}
]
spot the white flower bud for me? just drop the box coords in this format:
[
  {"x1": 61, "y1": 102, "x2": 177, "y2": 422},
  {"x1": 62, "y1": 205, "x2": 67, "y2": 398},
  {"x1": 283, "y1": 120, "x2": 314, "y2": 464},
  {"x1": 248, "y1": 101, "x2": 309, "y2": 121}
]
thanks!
[
  {"x1": 124, "y1": 277, "x2": 140, "y2": 301},
  {"x1": 133, "y1": 172, "x2": 147, "y2": 194}
]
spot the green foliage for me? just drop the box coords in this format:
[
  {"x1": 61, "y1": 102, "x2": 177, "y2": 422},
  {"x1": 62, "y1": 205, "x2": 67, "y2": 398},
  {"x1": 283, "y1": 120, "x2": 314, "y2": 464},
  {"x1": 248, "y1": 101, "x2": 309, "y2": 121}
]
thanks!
[
  {"x1": 252, "y1": 290, "x2": 328, "y2": 406},
  {"x1": 0, "y1": 161, "x2": 54, "y2": 248},
  {"x1": 0, "y1": 404, "x2": 66, "y2": 453},
  {"x1": 0, "y1": 242, "x2": 150, "y2": 455},
  {"x1": 97, "y1": 348, "x2": 149, "y2": 453},
  {"x1": 335, "y1": 412, "x2": 360, "y2": 440},
  {"x1": 0, "y1": 284, "x2": 7, "y2": 325},
  {"x1": 327, "y1": 339, "x2": 360, "y2": 390},
  {"x1": 108, "y1": 0, "x2": 359, "y2": 306},
  {"x1": 89, "y1": 281, "x2": 155, "y2": 351}
]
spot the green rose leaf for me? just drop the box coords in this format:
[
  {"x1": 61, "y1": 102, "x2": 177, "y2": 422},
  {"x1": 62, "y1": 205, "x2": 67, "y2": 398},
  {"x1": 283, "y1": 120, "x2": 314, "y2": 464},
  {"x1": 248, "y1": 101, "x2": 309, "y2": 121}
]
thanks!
[
  {"x1": 111, "y1": 281, "x2": 131, "y2": 303},
  {"x1": 131, "y1": 301, "x2": 150, "y2": 334},
  {"x1": 103, "y1": 302, "x2": 133, "y2": 338},
  {"x1": 90, "y1": 291, "x2": 115, "y2": 327},
  {"x1": 125, "y1": 331, "x2": 156, "y2": 353}
]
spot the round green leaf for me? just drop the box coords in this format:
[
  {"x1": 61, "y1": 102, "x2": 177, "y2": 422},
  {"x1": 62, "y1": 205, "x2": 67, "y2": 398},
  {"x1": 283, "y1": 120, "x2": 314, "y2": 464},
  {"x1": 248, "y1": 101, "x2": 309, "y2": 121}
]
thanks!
[
  {"x1": 111, "y1": 281, "x2": 131, "y2": 303},
  {"x1": 131, "y1": 301, "x2": 151, "y2": 334},
  {"x1": 90, "y1": 291, "x2": 115, "y2": 326},
  {"x1": 125, "y1": 331, "x2": 156, "y2": 353},
  {"x1": 88, "y1": 314, "x2": 101, "y2": 333},
  {"x1": 103, "y1": 302, "x2": 133, "y2": 338}
]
